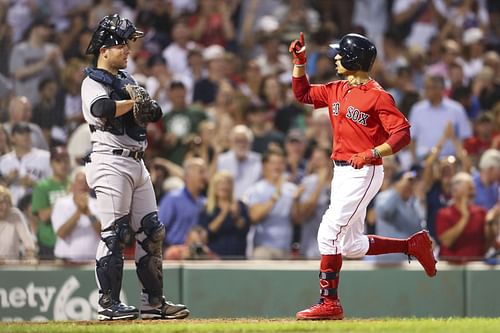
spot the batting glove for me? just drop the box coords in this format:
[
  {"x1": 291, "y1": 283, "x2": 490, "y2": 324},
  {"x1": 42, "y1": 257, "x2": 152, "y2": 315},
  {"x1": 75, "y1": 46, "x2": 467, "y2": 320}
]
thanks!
[
  {"x1": 348, "y1": 149, "x2": 380, "y2": 169},
  {"x1": 289, "y1": 32, "x2": 307, "y2": 66}
]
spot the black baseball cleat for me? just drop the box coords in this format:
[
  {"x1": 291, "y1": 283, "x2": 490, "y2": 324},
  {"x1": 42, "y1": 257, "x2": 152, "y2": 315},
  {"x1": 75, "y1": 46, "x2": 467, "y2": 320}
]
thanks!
[
  {"x1": 98, "y1": 301, "x2": 140, "y2": 321},
  {"x1": 141, "y1": 298, "x2": 190, "y2": 320}
]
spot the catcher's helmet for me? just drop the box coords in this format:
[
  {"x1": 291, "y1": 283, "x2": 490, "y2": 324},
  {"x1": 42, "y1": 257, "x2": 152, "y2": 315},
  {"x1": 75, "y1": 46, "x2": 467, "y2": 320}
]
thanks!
[
  {"x1": 329, "y1": 33, "x2": 377, "y2": 72},
  {"x1": 86, "y1": 14, "x2": 144, "y2": 55}
]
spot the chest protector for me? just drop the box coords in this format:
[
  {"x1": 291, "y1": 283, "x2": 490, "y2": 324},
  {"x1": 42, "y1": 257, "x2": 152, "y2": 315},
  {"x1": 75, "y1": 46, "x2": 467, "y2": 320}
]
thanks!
[{"x1": 85, "y1": 67, "x2": 146, "y2": 141}]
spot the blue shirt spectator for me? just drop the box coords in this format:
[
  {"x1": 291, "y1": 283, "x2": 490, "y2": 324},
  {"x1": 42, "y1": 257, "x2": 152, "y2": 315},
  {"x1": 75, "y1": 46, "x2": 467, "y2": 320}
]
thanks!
[
  {"x1": 472, "y1": 149, "x2": 500, "y2": 210},
  {"x1": 244, "y1": 179, "x2": 297, "y2": 255},
  {"x1": 409, "y1": 75, "x2": 471, "y2": 160},
  {"x1": 242, "y1": 147, "x2": 301, "y2": 259},
  {"x1": 199, "y1": 201, "x2": 250, "y2": 258},
  {"x1": 298, "y1": 147, "x2": 332, "y2": 259},
  {"x1": 299, "y1": 173, "x2": 330, "y2": 259},
  {"x1": 159, "y1": 187, "x2": 206, "y2": 246},
  {"x1": 410, "y1": 98, "x2": 471, "y2": 158},
  {"x1": 473, "y1": 172, "x2": 499, "y2": 210},
  {"x1": 159, "y1": 158, "x2": 207, "y2": 247},
  {"x1": 198, "y1": 171, "x2": 250, "y2": 259},
  {"x1": 372, "y1": 171, "x2": 424, "y2": 262}
]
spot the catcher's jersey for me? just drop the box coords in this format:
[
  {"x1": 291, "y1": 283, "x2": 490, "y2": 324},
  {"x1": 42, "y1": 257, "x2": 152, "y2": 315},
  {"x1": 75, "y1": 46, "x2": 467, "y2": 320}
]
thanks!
[
  {"x1": 81, "y1": 76, "x2": 147, "y2": 151},
  {"x1": 293, "y1": 76, "x2": 410, "y2": 161}
]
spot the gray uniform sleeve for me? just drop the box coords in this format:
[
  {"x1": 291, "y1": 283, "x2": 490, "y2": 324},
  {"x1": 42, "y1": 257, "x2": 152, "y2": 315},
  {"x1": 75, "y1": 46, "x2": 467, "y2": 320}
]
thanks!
[{"x1": 81, "y1": 77, "x2": 111, "y2": 125}]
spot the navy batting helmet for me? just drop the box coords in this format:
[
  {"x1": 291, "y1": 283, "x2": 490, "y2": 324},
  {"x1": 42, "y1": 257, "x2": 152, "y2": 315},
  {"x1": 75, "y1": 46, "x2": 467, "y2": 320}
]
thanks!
[
  {"x1": 86, "y1": 14, "x2": 144, "y2": 55},
  {"x1": 329, "y1": 33, "x2": 377, "y2": 72}
]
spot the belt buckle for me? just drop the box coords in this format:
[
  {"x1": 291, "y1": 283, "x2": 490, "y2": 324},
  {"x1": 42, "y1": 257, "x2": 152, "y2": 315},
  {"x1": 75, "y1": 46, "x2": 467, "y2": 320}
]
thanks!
[{"x1": 131, "y1": 151, "x2": 142, "y2": 161}]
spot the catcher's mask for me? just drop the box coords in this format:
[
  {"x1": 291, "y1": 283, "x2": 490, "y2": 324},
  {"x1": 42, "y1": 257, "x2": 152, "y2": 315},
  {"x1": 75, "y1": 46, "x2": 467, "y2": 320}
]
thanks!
[{"x1": 86, "y1": 14, "x2": 144, "y2": 55}]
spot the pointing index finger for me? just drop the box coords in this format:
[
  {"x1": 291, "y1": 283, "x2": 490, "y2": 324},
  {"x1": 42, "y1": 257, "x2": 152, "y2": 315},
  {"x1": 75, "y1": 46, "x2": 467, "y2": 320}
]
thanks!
[{"x1": 300, "y1": 32, "x2": 304, "y2": 45}]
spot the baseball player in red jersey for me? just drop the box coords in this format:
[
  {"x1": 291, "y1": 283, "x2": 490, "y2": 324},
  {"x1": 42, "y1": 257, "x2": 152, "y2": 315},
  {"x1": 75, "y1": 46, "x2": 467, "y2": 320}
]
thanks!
[{"x1": 289, "y1": 32, "x2": 437, "y2": 320}]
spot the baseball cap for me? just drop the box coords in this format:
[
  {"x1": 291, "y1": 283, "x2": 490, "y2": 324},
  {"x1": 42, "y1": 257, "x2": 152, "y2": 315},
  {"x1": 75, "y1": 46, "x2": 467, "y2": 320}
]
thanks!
[
  {"x1": 286, "y1": 129, "x2": 305, "y2": 143},
  {"x1": 11, "y1": 122, "x2": 32, "y2": 135},
  {"x1": 246, "y1": 101, "x2": 266, "y2": 114},
  {"x1": 463, "y1": 27, "x2": 484, "y2": 45},
  {"x1": 392, "y1": 170, "x2": 417, "y2": 183},
  {"x1": 50, "y1": 146, "x2": 70, "y2": 161},
  {"x1": 256, "y1": 16, "x2": 279, "y2": 33},
  {"x1": 202, "y1": 45, "x2": 226, "y2": 62},
  {"x1": 30, "y1": 17, "x2": 55, "y2": 30}
]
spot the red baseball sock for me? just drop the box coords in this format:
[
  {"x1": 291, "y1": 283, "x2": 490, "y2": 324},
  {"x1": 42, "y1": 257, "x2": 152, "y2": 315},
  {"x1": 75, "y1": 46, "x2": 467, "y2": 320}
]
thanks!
[
  {"x1": 320, "y1": 254, "x2": 342, "y2": 300},
  {"x1": 366, "y1": 235, "x2": 408, "y2": 255}
]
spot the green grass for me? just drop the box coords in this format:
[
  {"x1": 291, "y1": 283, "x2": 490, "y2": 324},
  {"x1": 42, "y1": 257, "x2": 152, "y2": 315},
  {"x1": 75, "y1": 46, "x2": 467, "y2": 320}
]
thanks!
[{"x1": 2, "y1": 318, "x2": 500, "y2": 333}]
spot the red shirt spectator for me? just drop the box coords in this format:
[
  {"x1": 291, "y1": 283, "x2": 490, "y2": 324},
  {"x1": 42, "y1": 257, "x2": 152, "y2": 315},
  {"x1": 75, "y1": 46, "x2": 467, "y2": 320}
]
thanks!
[
  {"x1": 435, "y1": 172, "x2": 496, "y2": 263},
  {"x1": 463, "y1": 113, "x2": 495, "y2": 164},
  {"x1": 436, "y1": 204, "x2": 487, "y2": 262}
]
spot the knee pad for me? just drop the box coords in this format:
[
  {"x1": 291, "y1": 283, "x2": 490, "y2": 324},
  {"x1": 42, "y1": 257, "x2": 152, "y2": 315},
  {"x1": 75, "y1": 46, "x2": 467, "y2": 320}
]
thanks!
[
  {"x1": 102, "y1": 214, "x2": 132, "y2": 247},
  {"x1": 138, "y1": 212, "x2": 165, "y2": 255},
  {"x1": 115, "y1": 214, "x2": 133, "y2": 244}
]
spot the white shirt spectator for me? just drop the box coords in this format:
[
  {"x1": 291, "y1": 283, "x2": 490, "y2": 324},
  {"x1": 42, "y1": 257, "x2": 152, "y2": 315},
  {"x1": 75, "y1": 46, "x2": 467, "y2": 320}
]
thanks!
[
  {"x1": 0, "y1": 207, "x2": 36, "y2": 260},
  {"x1": 3, "y1": 122, "x2": 50, "y2": 151},
  {"x1": 0, "y1": 149, "x2": 51, "y2": 205},
  {"x1": 352, "y1": 0, "x2": 389, "y2": 54},
  {"x1": 51, "y1": 194, "x2": 100, "y2": 261},
  {"x1": 217, "y1": 150, "x2": 262, "y2": 199},
  {"x1": 254, "y1": 53, "x2": 292, "y2": 78},
  {"x1": 392, "y1": 0, "x2": 438, "y2": 51},
  {"x1": 162, "y1": 41, "x2": 197, "y2": 79}
]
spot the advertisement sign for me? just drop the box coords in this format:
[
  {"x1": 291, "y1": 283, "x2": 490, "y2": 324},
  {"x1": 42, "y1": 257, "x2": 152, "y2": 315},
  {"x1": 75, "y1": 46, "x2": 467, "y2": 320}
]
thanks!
[{"x1": 0, "y1": 267, "x2": 137, "y2": 321}]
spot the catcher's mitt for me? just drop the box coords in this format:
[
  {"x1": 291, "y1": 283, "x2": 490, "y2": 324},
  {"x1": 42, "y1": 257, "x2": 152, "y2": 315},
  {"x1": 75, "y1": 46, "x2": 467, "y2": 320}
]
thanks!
[{"x1": 125, "y1": 84, "x2": 162, "y2": 127}]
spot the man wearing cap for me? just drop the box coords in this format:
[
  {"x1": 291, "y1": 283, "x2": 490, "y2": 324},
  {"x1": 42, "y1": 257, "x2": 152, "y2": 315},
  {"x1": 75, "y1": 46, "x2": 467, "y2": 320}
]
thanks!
[
  {"x1": 193, "y1": 44, "x2": 228, "y2": 105},
  {"x1": 31, "y1": 145, "x2": 71, "y2": 260},
  {"x1": 81, "y1": 14, "x2": 189, "y2": 321},
  {"x1": 0, "y1": 122, "x2": 51, "y2": 206}
]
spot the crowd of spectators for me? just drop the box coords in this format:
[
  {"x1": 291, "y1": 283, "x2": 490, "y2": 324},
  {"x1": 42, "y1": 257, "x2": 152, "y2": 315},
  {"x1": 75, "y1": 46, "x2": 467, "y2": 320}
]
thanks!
[{"x1": 0, "y1": 0, "x2": 499, "y2": 265}]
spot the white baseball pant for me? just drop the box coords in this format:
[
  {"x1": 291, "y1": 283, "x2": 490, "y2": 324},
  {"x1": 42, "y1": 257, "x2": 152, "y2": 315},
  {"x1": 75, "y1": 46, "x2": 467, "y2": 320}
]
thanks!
[{"x1": 317, "y1": 164, "x2": 384, "y2": 258}]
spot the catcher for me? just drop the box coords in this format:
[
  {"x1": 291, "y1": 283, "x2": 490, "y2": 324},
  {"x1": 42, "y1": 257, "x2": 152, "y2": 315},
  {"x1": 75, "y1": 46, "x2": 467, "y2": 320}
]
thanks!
[{"x1": 81, "y1": 14, "x2": 189, "y2": 320}]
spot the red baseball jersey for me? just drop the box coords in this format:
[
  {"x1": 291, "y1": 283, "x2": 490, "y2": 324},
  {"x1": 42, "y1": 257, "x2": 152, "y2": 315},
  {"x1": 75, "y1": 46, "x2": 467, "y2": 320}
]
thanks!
[{"x1": 293, "y1": 76, "x2": 410, "y2": 162}]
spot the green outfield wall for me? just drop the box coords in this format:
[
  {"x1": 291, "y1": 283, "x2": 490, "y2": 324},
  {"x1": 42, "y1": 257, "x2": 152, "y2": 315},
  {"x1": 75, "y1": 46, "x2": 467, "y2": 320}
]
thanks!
[{"x1": 0, "y1": 261, "x2": 498, "y2": 321}]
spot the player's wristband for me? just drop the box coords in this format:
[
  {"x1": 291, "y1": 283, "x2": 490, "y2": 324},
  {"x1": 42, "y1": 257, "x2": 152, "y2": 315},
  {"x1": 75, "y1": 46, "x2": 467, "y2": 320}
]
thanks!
[
  {"x1": 294, "y1": 63, "x2": 306, "y2": 67},
  {"x1": 371, "y1": 148, "x2": 381, "y2": 158}
]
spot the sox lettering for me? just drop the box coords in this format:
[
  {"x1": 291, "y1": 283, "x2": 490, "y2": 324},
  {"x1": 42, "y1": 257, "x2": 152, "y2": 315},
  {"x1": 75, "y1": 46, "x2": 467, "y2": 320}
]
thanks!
[
  {"x1": 331, "y1": 103, "x2": 369, "y2": 126},
  {"x1": 346, "y1": 106, "x2": 369, "y2": 126}
]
